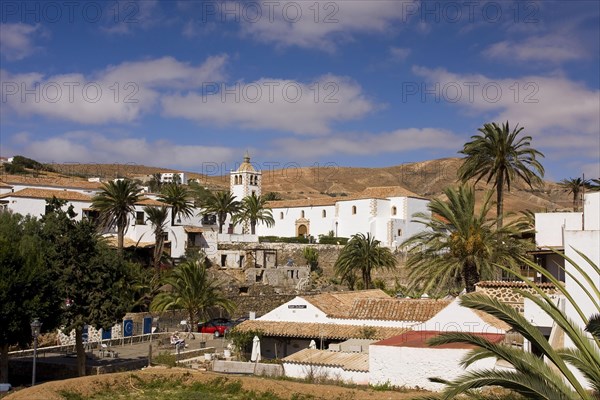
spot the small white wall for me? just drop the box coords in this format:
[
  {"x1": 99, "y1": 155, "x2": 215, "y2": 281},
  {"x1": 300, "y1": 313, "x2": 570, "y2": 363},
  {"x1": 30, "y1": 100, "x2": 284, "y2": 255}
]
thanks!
[
  {"x1": 535, "y1": 212, "x2": 582, "y2": 247},
  {"x1": 369, "y1": 345, "x2": 497, "y2": 391},
  {"x1": 413, "y1": 298, "x2": 506, "y2": 334},
  {"x1": 524, "y1": 296, "x2": 560, "y2": 328},
  {"x1": 583, "y1": 192, "x2": 600, "y2": 230},
  {"x1": 3, "y1": 196, "x2": 91, "y2": 220},
  {"x1": 283, "y1": 363, "x2": 369, "y2": 385}
]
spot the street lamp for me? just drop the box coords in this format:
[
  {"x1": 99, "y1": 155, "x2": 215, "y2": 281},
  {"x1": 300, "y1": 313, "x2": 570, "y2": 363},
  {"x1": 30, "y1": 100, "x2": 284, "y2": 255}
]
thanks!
[{"x1": 30, "y1": 319, "x2": 42, "y2": 386}]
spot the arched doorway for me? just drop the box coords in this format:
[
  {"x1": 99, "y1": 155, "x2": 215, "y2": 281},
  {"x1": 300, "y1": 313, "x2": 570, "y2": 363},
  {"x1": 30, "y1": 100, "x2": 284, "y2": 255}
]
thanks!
[{"x1": 297, "y1": 224, "x2": 308, "y2": 237}]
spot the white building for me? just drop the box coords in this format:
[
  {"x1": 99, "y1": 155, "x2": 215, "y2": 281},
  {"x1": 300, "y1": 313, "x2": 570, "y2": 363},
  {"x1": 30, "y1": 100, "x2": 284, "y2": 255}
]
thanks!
[{"x1": 160, "y1": 172, "x2": 186, "y2": 184}]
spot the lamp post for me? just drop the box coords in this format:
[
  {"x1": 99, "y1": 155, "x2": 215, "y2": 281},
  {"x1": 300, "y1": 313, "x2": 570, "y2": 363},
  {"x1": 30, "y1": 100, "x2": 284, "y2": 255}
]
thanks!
[{"x1": 30, "y1": 319, "x2": 42, "y2": 386}]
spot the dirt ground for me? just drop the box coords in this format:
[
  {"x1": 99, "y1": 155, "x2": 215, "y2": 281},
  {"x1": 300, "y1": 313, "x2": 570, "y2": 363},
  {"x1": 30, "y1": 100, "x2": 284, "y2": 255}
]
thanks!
[{"x1": 2, "y1": 367, "x2": 425, "y2": 400}]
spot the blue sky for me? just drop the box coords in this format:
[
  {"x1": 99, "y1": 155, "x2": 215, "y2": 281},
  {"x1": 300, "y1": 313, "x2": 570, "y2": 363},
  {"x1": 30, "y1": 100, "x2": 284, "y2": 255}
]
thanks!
[{"x1": 1, "y1": 0, "x2": 598, "y2": 181}]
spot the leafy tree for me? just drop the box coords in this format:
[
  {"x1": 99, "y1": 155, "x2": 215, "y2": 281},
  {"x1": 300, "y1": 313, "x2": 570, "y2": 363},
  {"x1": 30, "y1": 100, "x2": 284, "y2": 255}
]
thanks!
[
  {"x1": 41, "y1": 200, "x2": 135, "y2": 376},
  {"x1": 303, "y1": 247, "x2": 320, "y2": 272},
  {"x1": 92, "y1": 179, "x2": 142, "y2": 252},
  {"x1": 334, "y1": 232, "x2": 396, "y2": 290},
  {"x1": 159, "y1": 183, "x2": 194, "y2": 226},
  {"x1": 263, "y1": 192, "x2": 282, "y2": 201},
  {"x1": 188, "y1": 182, "x2": 212, "y2": 205},
  {"x1": 150, "y1": 260, "x2": 234, "y2": 337},
  {"x1": 0, "y1": 211, "x2": 63, "y2": 383},
  {"x1": 422, "y1": 251, "x2": 600, "y2": 400},
  {"x1": 559, "y1": 177, "x2": 590, "y2": 211},
  {"x1": 201, "y1": 191, "x2": 241, "y2": 234},
  {"x1": 458, "y1": 121, "x2": 545, "y2": 228},
  {"x1": 401, "y1": 185, "x2": 526, "y2": 294},
  {"x1": 232, "y1": 193, "x2": 274, "y2": 234},
  {"x1": 144, "y1": 206, "x2": 170, "y2": 272}
]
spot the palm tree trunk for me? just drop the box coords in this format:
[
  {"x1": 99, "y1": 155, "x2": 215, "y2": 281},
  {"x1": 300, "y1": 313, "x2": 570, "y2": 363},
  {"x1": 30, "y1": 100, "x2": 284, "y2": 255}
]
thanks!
[
  {"x1": 496, "y1": 173, "x2": 504, "y2": 229},
  {"x1": 463, "y1": 261, "x2": 480, "y2": 293},
  {"x1": 251, "y1": 221, "x2": 256, "y2": 235},
  {"x1": 573, "y1": 188, "x2": 579, "y2": 211},
  {"x1": 0, "y1": 344, "x2": 9, "y2": 384},
  {"x1": 75, "y1": 327, "x2": 86, "y2": 376},
  {"x1": 117, "y1": 225, "x2": 125, "y2": 254}
]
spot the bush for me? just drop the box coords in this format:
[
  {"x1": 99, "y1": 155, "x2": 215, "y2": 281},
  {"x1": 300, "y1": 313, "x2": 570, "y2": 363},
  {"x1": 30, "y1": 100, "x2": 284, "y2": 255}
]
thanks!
[
  {"x1": 152, "y1": 351, "x2": 177, "y2": 367},
  {"x1": 259, "y1": 236, "x2": 309, "y2": 244},
  {"x1": 317, "y1": 236, "x2": 349, "y2": 245}
]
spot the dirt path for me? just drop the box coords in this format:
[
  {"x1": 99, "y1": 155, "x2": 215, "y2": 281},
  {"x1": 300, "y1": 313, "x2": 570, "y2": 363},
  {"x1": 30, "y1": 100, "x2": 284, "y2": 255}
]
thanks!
[{"x1": 3, "y1": 367, "x2": 424, "y2": 400}]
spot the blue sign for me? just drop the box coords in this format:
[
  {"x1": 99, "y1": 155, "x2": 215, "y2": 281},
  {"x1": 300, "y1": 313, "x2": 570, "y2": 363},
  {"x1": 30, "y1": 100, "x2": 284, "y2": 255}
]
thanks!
[
  {"x1": 123, "y1": 320, "x2": 133, "y2": 337},
  {"x1": 82, "y1": 325, "x2": 89, "y2": 343},
  {"x1": 143, "y1": 317, "x2": 152, "y2": 334},
  {"x1": 101, "y1": 329, "x2": 112, "y2": 340}
]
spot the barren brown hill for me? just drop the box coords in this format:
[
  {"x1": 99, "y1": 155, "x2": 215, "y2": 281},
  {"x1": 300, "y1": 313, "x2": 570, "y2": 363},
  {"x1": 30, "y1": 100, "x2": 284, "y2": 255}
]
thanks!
[{"x1": 3, "y1": 158, "x2": 573, "y2": 215}]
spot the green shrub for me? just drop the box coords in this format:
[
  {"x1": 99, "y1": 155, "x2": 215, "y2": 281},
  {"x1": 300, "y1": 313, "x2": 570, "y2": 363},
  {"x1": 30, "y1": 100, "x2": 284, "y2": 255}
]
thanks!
[
  {"x1": 152, "y1": 351, "x2": 177, "y2": 367},
  {"x1": 317, "y1": 236, "x2": 349, "y2": 245},
  {"x1": 259, "y1": 236, "x2": 309, "y2": 244}
]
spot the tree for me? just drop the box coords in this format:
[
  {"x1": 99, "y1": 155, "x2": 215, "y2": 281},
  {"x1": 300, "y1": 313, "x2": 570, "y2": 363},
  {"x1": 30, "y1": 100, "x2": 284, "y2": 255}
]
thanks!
[
  {"x1": 0, "y1": 210, "x2": 63, "y2": 383},
  {"x1": 423, "y1": 251, "x2": 600, "y2": 400},
  {"x1": 150, "y1": 260, "x2": 234, "y2": 337},
  {"x1": 144, "y1": 206, "x2": 169, "y2": 272},
  {"x1": 201, "y1": 191, "x2": 241, "y2": 234},
  {"x1": 303, "y1": 247, "x2": 320, "y2": 273},
  {"x1": 401, "y1": 185, "x2": 525, "y2": 294},
  {"x1": 559, "y1": 177, "x2": 590, "y2": 211},
  {"x1": 148, "y1": 173, "x2": 163, "y2": 193},
  {"x1": 159, "y1": 183, "x2": 194, "y2": 226},
  {"x1": 458, "y1": 121, "x2": 545, "y2": 228},
  {"x1": 589, "y1": 179, "x2": 600, "y2": 192},
  {"x1": 334, "y1": 232, "x2": 396, "y2": 290},
  {"x1": 91, "y1": 179, "x2": 142, "y2": 252},
  {"x1": 232, "y1": 193, "x2": 274, "y2": 234},
  {"x1": 263, "y1": 191, "x2": 282, "y2": 201},
  {"x1": 41, "y1": 200, "x2": 134, "y2": 376}
]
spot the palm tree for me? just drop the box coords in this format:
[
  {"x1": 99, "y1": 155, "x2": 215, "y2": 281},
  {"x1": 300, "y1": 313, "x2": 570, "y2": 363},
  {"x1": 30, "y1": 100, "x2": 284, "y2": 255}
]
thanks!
[
  {"x1": 148, "y1": 173, "x2": 163, "y2": 193},
  {"x1": 144, "y1": 206, "x2": 169, "y2": 272},
  {"x1": 92, "y1": 180, "x2": 142, "y2": 252},
  {"x1": 150, "y1": 259, "x2": 234, "y2": 336},
  {"x1": 159, "y1": 183, "x2": 194, "y2": 226},
  {"x1": 401, "y1": 185, "x2": 524, "y2": 294},
  {"x1": 334, "y1": 232, "x2": 396, "y2": 290},
  {"x1": 422, "y1": 251, "x2": 600, "y2": 400},
  {"x1": 559, "y1": 177, "x2": 590, "y2": 211},
  {"x1": 232, "y1": 193, "x2": 274, "y2": 234},
  {"x1": 589, "y1": 179, "x2": 600, "y2": 192},
  {"x1": 201, "y1": 191, "x2": 241, "y2": 234},
  {"x1": 458, "y1": 121, "x2": 545, "y2": 228}
]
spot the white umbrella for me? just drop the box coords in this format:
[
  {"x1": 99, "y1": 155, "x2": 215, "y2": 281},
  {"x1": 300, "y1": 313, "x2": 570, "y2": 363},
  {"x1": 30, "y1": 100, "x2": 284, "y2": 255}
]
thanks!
[
  {"x1": 309, "y1": 340, "x2": 317, "y2": 349},
  {"x1": 250, "y1": 335, "x2": 261, "y2": 362}
]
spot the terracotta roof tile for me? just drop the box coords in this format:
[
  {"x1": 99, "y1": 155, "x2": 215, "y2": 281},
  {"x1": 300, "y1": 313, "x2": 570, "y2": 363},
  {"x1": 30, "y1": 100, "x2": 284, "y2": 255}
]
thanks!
[
  {"x1": 135, "y1": 198, "x2": 168, "y2": 207},
  {"x1": 283, "y1": 349, "x2": 369, "y2": 372},
  {"x1": 0, "y1": 188, "x2": 92, "y2": 202},
  {"x1": 266, "y1": 198, "x2": 337, "y2": 208},
  {"x1": 234, "y1": 320, "x2": 409, "y2": 341},
  {"x1": 305, "y1": 290, "x2": 390, "y2": 317},
  {"x1": 2, "y1": 175, "x2": 103, "y2": 190},
  {"x1": 374, "y1": 330, "x2": 505, "y2": 349}
]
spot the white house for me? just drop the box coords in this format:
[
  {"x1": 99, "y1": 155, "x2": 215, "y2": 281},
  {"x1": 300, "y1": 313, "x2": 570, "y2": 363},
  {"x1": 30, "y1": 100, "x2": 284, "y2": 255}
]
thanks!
[{"x1": 160, "y1": 172, "x2": 186, "y2": 184}]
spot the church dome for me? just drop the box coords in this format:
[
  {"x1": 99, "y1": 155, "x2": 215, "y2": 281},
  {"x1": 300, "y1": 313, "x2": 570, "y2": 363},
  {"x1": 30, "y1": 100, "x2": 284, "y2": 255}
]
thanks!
[{"x1": 237, "y1": 152, "x2": 256, "y2": 172}]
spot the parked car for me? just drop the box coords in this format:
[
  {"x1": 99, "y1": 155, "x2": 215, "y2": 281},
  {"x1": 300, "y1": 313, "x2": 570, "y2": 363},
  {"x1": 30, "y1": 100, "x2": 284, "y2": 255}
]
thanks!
[{"x1": 197, "y1": 318, "x2": 234, "y2": 337}]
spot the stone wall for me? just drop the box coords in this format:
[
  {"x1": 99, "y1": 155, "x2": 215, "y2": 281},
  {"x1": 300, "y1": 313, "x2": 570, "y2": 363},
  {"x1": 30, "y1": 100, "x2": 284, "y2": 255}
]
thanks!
[{"x1": 475, "y1": 281, "x2": 558, "y2": 313}]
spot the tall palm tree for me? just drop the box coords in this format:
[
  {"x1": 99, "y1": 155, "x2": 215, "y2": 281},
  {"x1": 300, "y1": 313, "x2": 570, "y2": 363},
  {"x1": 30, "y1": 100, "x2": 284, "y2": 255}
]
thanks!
[
  {"x1": 144, "y1": 206, "x2": 169, "y2": 272},
  {"x1": 91, "y1": 180, "x2": 142, "y2": 252},
  {"x1": 589, "y1": 178, "x2": 600, "y2": 192},
  {"x1": 559, "y1": 177, "x2": 590, "y2": 211},
  {"x1": 150, "y1": 260, "x2": 234, "y2": 336},
  {"x1": 458, "y1": 121, "x2": 545, "y2": 228},
  {"x1": 202, "y1": 191, "x2": 241, "y2": 234},
  {"x1": 232, "y1": 193, "x2": 274, "y2": 234},
  {"x1": 334, "y1": 232, "x2": 396, "y2": 290},
  {"x1": 159, "y1": 183, "x2": 194, "y2": 226},
  {"x1": 423, "y1": 251, "x2": 600, "y2": 400},
  {"x1": 401, "y1": 185, "x2": 524, "y2": 294}
]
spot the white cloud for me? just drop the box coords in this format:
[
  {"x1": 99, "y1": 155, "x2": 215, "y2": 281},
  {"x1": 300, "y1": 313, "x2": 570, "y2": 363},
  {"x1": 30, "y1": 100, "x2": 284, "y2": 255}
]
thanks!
[
  {"x1": 231, "y1": 0, "x2": 417, "y2": 51},
  {"x1": 267, "y1": 127, "x2": 459, "y2": 159},
  {"x1": 483, "y1": 35, "x2": 587, "y2": 63},
  {"x1": 101, "y1": 0, "x2": 162, "y2": 34},
  {"x1": 0, "y1": 55, "x2": 228, "y2": 125},
  {"x1": 17, "y1": 131, "x2": 236, "y2": 168},
  {"x1": 412, "y1": 66, "x2": 600, "y2": 159},
  {"x1": 390, "y1": 47, "x2": 411, "y2": 62},
  {"x1": 161, "y1": 75, "x2": 375, "y2": 135},
  {"x1": 0, "y1": 23, "x2": 43, "y2": 60}
]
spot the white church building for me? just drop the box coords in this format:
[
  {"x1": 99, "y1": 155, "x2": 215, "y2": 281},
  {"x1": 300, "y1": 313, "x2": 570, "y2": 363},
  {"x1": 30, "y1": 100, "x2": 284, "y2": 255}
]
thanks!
[{"x1": 228, "y1": 154, "x2": 431, "y2": 247}]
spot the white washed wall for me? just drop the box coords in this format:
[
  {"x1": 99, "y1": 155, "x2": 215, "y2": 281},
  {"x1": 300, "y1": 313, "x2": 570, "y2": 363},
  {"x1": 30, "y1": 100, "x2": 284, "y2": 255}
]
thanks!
[
  {"x1": 535, "y1": 212, "x2": 582, "y2": 247},
  {"x1": 283, "y1": 363, "x2": 369, "y2": 385}
]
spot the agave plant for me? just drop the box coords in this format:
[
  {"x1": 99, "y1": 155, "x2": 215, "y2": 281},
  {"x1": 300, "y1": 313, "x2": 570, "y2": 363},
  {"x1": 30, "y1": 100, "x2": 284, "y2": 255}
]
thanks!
[{"x1": 419, "y1": 250, "x2": 600, "y2": 400}]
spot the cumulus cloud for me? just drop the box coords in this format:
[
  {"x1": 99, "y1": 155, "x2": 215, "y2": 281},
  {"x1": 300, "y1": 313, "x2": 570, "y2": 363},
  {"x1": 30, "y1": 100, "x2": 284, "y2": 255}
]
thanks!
[
  {"x1": 228, "y1": 0, "x2": 417, "y2": 51},
  {"x1": 483, "y1": 35, "x2": 587, "y2": 63},
  {"x1": 0, "y1": 55, "x2": 228, "y2": 124},
  {"x1": 411, "y1": 66, "x2": 600, "y2": 159},
  {"x1": 0, "y1": 23, "x2": 43, "y2": 60},
  {"x1": 267, "y1": 128, "x2": 460, "y2": 159},
  {"x1": 15, "y1": 131, "x2": 236, "y2": 168},
  {"x1": 161, "y1": 75, "x2": 375, "y2": 135},
  {"x1": 390, "y1": 47, "x2": 411, "y2": 62}
]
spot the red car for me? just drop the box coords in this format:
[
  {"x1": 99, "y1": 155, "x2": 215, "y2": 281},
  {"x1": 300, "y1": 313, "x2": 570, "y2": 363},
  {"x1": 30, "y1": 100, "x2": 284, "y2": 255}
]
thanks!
[{"x1": 197, "y1": 318, "x2": 234, "y2": 337}]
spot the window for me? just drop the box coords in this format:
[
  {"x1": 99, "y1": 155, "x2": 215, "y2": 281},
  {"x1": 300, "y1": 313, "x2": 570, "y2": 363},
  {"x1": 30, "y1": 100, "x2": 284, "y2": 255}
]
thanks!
[
  {"x1": 351, "y1": 205, "x2": 357, "y2": 215},
  {"x1": 135, "y1": 211, "x2": 145, "y2": 225},
  {"x1": 280, "y1": 212, "x2": 284, "y2": 220},
  {"x1": 322, "y1": 210, "x2": 326, "y2": 218},
  {"x1": 391, "y1": 206, "x2": 397, "y2": 216},
  {"x1": 301, "y1": 210, "x2": 305, "y2": 218},
  {"x1": 397, "y1": 229, "x2": 403, "y2": 236}
]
